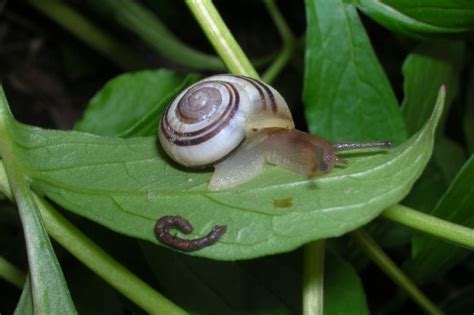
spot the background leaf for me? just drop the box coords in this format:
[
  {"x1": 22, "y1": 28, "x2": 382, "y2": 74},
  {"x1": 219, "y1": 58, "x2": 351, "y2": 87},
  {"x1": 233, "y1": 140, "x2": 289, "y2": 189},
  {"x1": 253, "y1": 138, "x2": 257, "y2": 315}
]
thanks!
[
  {"x1": 441, "y1": 282, "x2": 474, "y2": 315},
  {"x1": 464, "y1": 65, "x2": 474, "y2": 154},
  {"x1": 355, "y1": 0, "x2": 474, "y2": 37},
  {"x1": 325, "y1": 252, "x2": 369, "y2": 315},
  {"x1": 401, "y1": 40, "x2": 464, "y2": 135},
  {"x1": 381, "y1": 0, "x2": 474, "y2": 29},
  {"x1": 75, "y1": 70, "x2": 198, "y2": 137},
  {"x1": 14, "y1": 276, "x2": 33, "y2": 315},
  {"x1": 4, "y1": 88, "x2": 445, "y2": 260},
  {"x1": 404, "y1": 155, "x2": 474, "y2": 283},
  {"x1": 396, "y1": 39, "x2": 465, "y2": 220},
  {"x1": 141, "y1": 242, "x2": 291, "y2": 315},
  {"x1": 303, "y1": 0, "x2": 406, "y2": 144}
]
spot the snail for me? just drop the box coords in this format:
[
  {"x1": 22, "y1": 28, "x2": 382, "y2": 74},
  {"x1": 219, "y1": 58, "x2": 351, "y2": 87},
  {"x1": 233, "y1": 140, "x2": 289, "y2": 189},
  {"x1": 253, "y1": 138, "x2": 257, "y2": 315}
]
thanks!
[{"x1": 158, "y1": 74, "x2": 391, "y2": 191}]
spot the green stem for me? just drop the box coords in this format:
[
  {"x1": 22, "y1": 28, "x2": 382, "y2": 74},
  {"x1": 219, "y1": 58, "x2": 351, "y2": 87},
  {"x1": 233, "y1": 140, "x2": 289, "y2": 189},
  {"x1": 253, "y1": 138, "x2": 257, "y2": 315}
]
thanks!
[
  {"x1": 0, "y1": 126, "x2": 76, "y2": 312},
  {"x1": 33, "y1": 194, "x2": 187, "y2": 315},
  {"x1": 351, "y1": 229, "x2": 444, "y2": 315},
  {"x1": 185, "y1": 0, "x2": 259, "y2": 78},
  {"x1": 0, "y1": 155, "x2": 185, "y2": 313},
  {"x1": 381, "y1": 205, "x2": 474, "y2": 250},
  {"x1": 28, "y1": 0, "x2": 146, "y2": 70},
  {"x1": 302, "y1": 240, "x2": 325, "y2": 315},
  {"x1": 31, "y1": 195, "x2": 187, "y2": 314},
  {"x1": 261, "y1": 0, "x2": 297, "y2": 83},
  {"x1": 0, "y1": 257, "x2": 26, "y2": 289},
  {"x1": 102, "y1": 0, "x2": 225, "y2": 71}
]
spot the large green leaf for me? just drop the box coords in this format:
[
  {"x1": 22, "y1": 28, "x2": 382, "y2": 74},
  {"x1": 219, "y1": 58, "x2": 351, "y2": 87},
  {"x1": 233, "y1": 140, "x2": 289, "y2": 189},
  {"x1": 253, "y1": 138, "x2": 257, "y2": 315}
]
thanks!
[
  {"x1": 303, "y1": 0, "x2": 406, "y2": 144},
  {"x1": 404, "y1": 155, "x2": 474, "y2": 283},
  {"x1": 2, "y1": 86, "x2": 445, "y2": 260},
  {"x1": 355, "y1": 0, "x2": 474, "y2": 38},
  {"x1": 75, "y1": 70, "x2": 198, "y2": 137}
]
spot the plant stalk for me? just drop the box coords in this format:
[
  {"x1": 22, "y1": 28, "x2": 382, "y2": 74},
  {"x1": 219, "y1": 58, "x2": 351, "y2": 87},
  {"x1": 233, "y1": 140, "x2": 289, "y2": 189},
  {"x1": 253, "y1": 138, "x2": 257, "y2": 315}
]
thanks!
[
  {"x1": 261, "y1": 0, "x2": 297, "y2": 83},
  {"x1": 351, "y1": 229, "x2": 444, "y2": 315},
  {"x1": 33, "y1": 194, "x2": 187, "y2": 315},
  {"x1": 0, "y1": 257, "x2": 26, "y2": 289},
  {"x1": 185, "y1": 0, "x2": 259, "y2": 78},
  {"x1": 302, "y1": 240, "x2": 325, "y2": 315},
  {"x1": 381, "y1": 204, "x2": 474, "y2": 250}
]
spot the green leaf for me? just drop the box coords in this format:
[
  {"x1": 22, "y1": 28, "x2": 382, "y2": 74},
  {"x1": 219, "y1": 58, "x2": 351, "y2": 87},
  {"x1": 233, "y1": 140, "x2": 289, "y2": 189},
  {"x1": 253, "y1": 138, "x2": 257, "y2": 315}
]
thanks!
[
  {"x1": 98, "y1": 0, "x2": 225, "y2": 71},
  {"x1": 381, "y1": 0, "x2": 474, "y2": 29},
  {"x1": 14, "y1": 276, "x2": 34, "y2": 315},
  {"x1": 75, "y1": 70, "x2": 198, "y2": 137},
  {"x1": 355, "y1": 0, "x2": 474, "y2": 38},
  {"x1": 464, "y1": 65, "x2": 474, "y2": 154},
  {"x1": 6, "y1": 86, "x2": 445, "y2": 260},
  {"x1": 433, "y1": 137, "x2": 466, "y2": 183},
  {"x1": 401, "y1": 40, "x2": 465, "y2": 135},
  {"x1": 0, "y1": 89, "x2": 76, "y2": 313},
  {"x1": 325, "y1": 252, "x2": 369, "y2": 315},
  {"x1": 141, "y1": 242, "x2": 291, "y2": 315},
  {"x1": 303, "y1": 0, "x2": 407, "y2": 144},
  {"x1": 403, "y1": 137, "x2": 466, "y2": 214},
  {"x1": 465, "y1": 103, "x2": 474, "y2": 154},
  {"x1": 404, "y1": 155, "x2": 474, "y2": 283}
]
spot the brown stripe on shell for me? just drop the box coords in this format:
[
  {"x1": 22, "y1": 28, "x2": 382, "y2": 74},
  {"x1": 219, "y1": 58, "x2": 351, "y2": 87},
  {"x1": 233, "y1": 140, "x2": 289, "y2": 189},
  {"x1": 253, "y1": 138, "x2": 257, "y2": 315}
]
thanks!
[
  {"x1": 161, "y1": 81, "x2": 240, "y2": 146},
  {"x1": 250, "y1": 77, "x2": 277, "y2": 113},
  {"x1": 232, "y1": 75, "x2": 267, "y2": 110},
  {"x1": 229, "y1": 75, "x2": 278, "y2": 113}
]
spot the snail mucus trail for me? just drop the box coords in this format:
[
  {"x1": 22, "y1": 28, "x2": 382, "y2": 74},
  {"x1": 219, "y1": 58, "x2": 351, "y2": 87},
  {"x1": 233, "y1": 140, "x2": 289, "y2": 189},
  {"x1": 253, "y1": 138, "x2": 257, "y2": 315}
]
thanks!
[{"x1": 159, "y1": 74, "x2": 391, "y2": 191}]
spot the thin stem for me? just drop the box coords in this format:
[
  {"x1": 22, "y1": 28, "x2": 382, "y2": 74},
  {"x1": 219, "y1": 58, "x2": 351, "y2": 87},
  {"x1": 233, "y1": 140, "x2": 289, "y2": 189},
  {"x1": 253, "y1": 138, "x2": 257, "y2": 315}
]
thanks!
[
  {"x1": 28, "y1": 0, "x2": 146, "y2": 70},
  {"x1": 351, "y1": 230, "x2": 444, "y2": 315},
  {"x1": 302, "y1": 240, "x2": 325, "y2": 315},
  {"x1": 185, "y1": 0, "x2": 259, "y2": 78},
  {"x1": 102, "y1": 0, "x2": 225, "y2": 71},
  {"x1": 380, "y1": 204, "x2": 474, "y2": 250},
  {"x1": 0, "y1": 155, "x2": 186, "y2": 314},
  {"x1": 261, "y1": 0, "x2": 297, "y2": 83},
  {"x1": 33, "y1": 194, "x2": 187, "y2": 315},
  {"x1": 0, "y1": 256, "x2": 26, "y2": 289}
]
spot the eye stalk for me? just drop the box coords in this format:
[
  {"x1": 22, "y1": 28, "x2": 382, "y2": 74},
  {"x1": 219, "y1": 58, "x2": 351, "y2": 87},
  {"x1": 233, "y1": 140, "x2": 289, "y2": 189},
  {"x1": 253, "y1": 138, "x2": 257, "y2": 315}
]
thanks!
[{"x1": 332, "y1": 140, "x2": 392, "y2": 152}]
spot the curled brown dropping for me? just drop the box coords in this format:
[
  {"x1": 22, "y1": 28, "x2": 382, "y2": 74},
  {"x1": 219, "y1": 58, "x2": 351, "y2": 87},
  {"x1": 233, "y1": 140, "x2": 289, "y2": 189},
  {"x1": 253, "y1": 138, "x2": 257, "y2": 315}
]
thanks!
[{"x1": 154, "y1": 215, "x2": 227, "y2": 252}]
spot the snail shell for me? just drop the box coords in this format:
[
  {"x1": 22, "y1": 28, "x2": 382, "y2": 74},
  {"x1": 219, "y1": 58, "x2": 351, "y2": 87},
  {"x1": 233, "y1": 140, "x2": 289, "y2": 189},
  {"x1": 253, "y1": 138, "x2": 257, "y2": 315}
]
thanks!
[
  {"x1": 159, "y1": 75, "x2": 294, "y2": 167},
  {"x1": 159, "y1": 74, "x2": 391, "y2": 191}
]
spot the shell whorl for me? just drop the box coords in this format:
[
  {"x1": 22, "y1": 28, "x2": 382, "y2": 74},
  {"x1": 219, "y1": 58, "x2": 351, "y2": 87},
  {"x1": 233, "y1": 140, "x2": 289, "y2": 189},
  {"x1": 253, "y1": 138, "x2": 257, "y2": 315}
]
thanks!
[{"x1": 159, "y1": 74, "x2": 294, "y2": 167}]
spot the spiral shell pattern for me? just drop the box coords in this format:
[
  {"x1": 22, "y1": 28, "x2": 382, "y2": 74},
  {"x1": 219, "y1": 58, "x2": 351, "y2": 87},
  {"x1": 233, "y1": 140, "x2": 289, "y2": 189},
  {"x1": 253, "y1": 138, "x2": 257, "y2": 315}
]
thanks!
[{"x1": 159, "y1": 74, "x2": 293, "y2": 167}]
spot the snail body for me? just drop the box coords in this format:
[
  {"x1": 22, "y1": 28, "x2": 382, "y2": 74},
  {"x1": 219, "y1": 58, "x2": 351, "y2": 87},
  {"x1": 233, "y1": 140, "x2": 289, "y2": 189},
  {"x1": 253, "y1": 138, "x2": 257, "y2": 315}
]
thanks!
[{"x1": 159, "y1": 74, "x2": 390, "y2": 191}]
